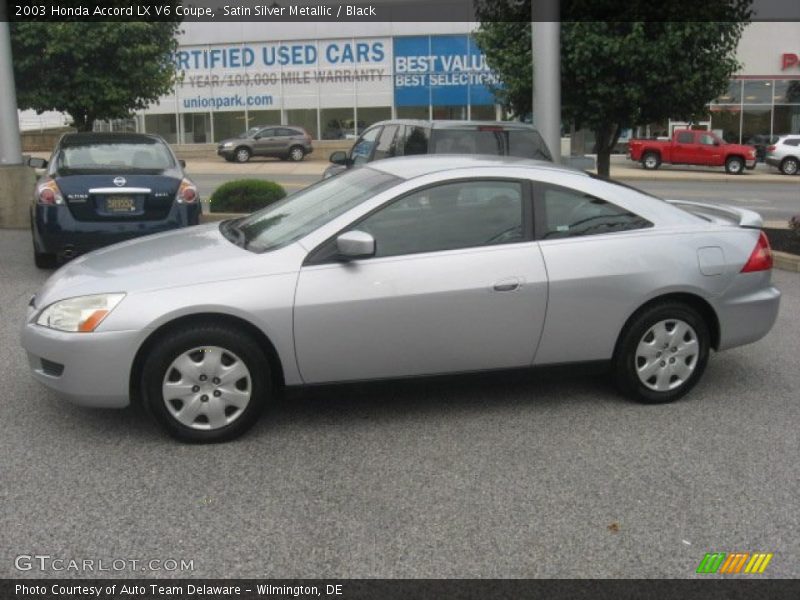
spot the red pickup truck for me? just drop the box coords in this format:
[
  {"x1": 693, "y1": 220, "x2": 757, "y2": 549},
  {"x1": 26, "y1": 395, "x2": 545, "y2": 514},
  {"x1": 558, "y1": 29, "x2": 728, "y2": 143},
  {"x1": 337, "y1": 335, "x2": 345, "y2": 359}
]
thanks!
[{"x1": 628, "y1": 130, "x2": 757, "y2": 174}]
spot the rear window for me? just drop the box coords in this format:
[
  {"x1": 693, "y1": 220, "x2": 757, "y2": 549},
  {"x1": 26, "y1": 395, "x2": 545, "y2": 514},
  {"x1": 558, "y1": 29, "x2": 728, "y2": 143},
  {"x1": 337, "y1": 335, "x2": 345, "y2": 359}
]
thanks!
[
  {"x1": 56, "y1": 140, "x2": 175, "y2": 173},
  {"x1": 430, "y1": 128, "x2": 552, "y2": 161}
]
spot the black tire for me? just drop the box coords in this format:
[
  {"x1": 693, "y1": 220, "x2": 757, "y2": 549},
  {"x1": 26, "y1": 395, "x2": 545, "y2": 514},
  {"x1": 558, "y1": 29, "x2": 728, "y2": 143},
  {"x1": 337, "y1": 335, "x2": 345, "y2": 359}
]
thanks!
[
  {"x1": 34, "y1": 248, "x2": 57, "y2": 269},
  {"x1": 223, "y1": 156, "x2": 235, "y2": 163},
  {"x1": 780, "y1": 156, "x2": 798, "y2": 176},
  {"x1": 725, "y1": 156, "x2": 744, "y2": 175},
  {"x1": 141, "y1": 324, "x2": 270, "y2": 443},
  {"x1": 234, "y1": 146, "x2": 251, "y2": 163},
  {"x1": 613, "y1": 302, "x2": 710, "y2": 405},
  {"x1": 31, "y1": 224, "x2": 57, "y2": 269},
  {"x1": 288, "y1": 145, "x2": 305, "y2": 162},
  {"x1": 641, "y1": 151, "x2": 661, "y2": 170}
]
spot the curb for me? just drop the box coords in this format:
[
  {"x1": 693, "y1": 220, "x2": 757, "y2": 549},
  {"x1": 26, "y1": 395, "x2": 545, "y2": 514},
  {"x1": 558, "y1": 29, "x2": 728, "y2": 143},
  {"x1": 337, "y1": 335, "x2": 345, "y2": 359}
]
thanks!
[{"x1": 773, "y1": 251, "x2": 800, "y2": 273}]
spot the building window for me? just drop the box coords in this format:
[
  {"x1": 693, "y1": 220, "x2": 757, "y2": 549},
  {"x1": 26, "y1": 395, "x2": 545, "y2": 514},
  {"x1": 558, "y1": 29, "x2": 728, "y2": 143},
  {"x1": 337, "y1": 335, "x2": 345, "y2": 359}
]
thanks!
[
  {"x1": 357, "y1": 106, "x2": 391, "y2": 130},
  {"x1": 709, "y1": 107, "x2": 741, "y2": 143},
  {"x1": 248, "y1": 110, "x2": 281, "y2": 130},
  {"x1": 742, "y1": 80, "x2": 773, "y2": 104},
  {"x1": 213, "y1": 111, "x2": 248, "y2": 142},
  {"x1": 182, "y1": 113, "x2": 211, "y2": 144},
  {"x1": 320, "y1": 108, "x2": 356, "y2": 140},
  {"x1": 397, "y1": 106, "x2": 429, "y2": 119},
  {"x1": 742, "y1": 106, "x2": 772, "y2": 143},
  {"x1": 286, "y1": 109, "x2": 318, "y2": 140},
  {"x1": 144, "y1": 114, "x2": 178, "y2": 144},
  {"x1": 774, "y1": 105, "x2": 800, "y2": 135},
  {"x1": 774, "y1": 80, "x2": 800, "y2": 104}
]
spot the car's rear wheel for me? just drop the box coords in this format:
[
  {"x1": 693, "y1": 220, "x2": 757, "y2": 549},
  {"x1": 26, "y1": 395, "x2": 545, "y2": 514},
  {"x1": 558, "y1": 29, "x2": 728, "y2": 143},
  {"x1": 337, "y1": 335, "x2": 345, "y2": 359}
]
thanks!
[
  {"x1": 614, "y1": 302, "x2": 710, "y2": 404},
  {"x1": 141, "y1": 324, "x2": 270, "y2": 442},
  {"x1": 234, "y1": 147, "x2": 251, "y2": 163},
  {"x1": 288, "y1": 145, "x2": 305, "y2": 162},
  {"x1": 725, "y1": 156, "x2": 744, "y2": 174},
  {"x1": 641, "y1": 152, "x2": 661, "y2": 170},
  {"x1": 780, "y1": 156, "x2": 798, "y2": 175}
]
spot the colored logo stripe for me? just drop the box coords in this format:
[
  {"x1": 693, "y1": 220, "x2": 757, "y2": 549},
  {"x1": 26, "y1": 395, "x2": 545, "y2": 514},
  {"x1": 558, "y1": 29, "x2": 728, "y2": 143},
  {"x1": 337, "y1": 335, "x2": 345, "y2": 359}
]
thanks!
[{"x1": 697, "y1": 552, "x2": 773, "y2": 574}]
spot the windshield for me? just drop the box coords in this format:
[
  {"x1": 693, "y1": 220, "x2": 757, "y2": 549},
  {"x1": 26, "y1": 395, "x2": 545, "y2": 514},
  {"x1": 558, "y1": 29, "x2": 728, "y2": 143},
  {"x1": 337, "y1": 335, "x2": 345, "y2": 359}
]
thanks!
[
  {"x1": 57, "y1": 141, "x2": 175, "y2": 173},
  {"x1": 233, "y1": 168, "x2": 400, "y2": 252}
]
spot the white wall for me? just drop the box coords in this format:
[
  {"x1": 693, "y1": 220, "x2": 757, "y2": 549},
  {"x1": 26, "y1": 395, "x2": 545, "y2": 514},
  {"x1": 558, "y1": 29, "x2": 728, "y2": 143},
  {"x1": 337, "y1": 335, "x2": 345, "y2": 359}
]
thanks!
[{"x1": 735, "y1": 22, "x2": 800, "y2": 77}]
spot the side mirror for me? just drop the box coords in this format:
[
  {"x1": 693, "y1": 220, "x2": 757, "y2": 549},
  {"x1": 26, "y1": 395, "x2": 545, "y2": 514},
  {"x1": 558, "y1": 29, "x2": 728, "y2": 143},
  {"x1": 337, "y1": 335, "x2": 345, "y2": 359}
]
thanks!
[
  {"x1": 336, "y1": 230, "x2": 375, "y2": 260},
  {"x1": 329, "y1": 150, "x2": 349, "y2": 165},
  {"x1": 28, "y1": 157, "x2": 48, "y2": 169},
  {"x1": 714, "y1": 140, "x2": 721, "y2": 146},
  {"x1": 178, "y1": 159, "x2": 186, "y2": 168}
]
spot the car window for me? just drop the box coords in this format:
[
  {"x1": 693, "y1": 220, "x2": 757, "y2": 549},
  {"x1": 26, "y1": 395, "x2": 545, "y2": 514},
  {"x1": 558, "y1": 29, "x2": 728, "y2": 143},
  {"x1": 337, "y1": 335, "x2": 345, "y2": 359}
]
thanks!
[
  {"x1": 430, "y1": 128, "x2": 551, "y2": 160},
  {"x1": 351, "y1": 127, "x2": 381, "y2": 166},
  {"x1": 401, "y1": 126, "x2": 430, "y2": 156},
  {"x1": 676, "y1": 132, "x2": 694, "y2": 144},
  {"x1": 353, "y1": 180, "x2": 524, "y2": 258},
  {"x1": 538, "y1": 184, "x2": 652, "y2": 239},
  {"x1": 278, "y1": 128, "x2": 299, "y2": 137},
  {"x1": 784, "y1": 138, "x2": 800, "y2": 147},
  {"x1": 373, "y1": 125, "x2": 399, "y2": 161},
  {"x1": 237, "y1": 167, "x2": 399, "y2": 252},
  {"x1": 257, "y1": 128, "x2": 276, "y2": 138},
  {"x1": 57, "y1": 140, "x2": 175, "y2": 173},
  {"x1": 699, "y1": 134, "x2": 716, "y2": 146}
]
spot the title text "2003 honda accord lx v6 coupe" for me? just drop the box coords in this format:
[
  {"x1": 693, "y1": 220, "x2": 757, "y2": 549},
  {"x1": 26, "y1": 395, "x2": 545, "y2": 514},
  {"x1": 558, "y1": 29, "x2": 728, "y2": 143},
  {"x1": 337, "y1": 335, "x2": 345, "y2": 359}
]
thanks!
[{"x1": 21, "y1": 156, "x2": 781, "y2": 442}]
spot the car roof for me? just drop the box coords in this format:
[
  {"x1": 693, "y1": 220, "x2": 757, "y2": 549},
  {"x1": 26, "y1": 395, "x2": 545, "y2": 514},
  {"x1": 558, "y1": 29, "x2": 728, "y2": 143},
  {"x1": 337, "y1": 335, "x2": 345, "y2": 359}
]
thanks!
[
  {"x1": 366, "y1": 154, "x2": 588, "y2": 180},
  {"x1": 368, "y1": 119, "x2": 540, "y2": 131},
  {"x1": 59, "y1": 132, "x2": 166, "y2": 146}
]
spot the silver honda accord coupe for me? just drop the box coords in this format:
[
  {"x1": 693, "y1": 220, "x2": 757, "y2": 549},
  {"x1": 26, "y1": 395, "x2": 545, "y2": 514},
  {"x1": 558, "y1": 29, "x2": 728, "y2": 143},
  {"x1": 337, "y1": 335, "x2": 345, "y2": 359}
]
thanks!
[{"x1": 22, "y1": 156, "x2": 780, "y2": 442}]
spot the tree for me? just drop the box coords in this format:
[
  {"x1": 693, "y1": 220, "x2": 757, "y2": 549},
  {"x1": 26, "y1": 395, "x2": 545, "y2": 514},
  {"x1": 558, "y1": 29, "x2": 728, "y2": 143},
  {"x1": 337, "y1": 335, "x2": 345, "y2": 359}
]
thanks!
[
  {"x1": 474, "y1": 1, "x2": 753, "y2": 177},
  {"x1": 11, "y1": 18, "x2": 181, "y2": 131}
]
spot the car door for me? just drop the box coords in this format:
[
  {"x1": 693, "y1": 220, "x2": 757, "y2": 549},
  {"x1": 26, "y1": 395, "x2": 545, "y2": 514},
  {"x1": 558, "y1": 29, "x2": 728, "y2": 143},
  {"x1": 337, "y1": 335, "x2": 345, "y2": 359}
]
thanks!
[
  {"x1": 253, "y1": 127, "x2": 279, "y2": 156},
  {"x1": 672, "y1": 131, "x2": 699, "y2": 164},
  {"x1": 293, "y1": 178, "x2": 549, "y2": 384},
  {"x1": 697, "y1": 132, "x2": 722, "y2": 166}
]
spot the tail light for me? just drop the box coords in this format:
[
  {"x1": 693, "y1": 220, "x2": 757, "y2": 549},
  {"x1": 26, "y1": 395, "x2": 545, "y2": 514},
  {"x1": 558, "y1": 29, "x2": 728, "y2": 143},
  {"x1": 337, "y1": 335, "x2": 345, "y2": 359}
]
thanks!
[
  {"x1": 766, "y1": 145, "x2": 776, "y2": 153},
  {"x1": 741, "y1": 231, "x2": 773, "y2": 273},
  {"x1": 35, "y1": 178, "x2": 64, "y2": 205},
  {"x1": 176, "y1": 178, "x2": 198, "y2": 203}
]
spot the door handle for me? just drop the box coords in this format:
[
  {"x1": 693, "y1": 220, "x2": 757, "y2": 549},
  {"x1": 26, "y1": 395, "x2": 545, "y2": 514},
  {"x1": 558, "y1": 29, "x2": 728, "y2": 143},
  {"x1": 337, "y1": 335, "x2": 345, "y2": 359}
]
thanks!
[{"x1": 493, "y1": 278, "x2": 521, "y2": 292}]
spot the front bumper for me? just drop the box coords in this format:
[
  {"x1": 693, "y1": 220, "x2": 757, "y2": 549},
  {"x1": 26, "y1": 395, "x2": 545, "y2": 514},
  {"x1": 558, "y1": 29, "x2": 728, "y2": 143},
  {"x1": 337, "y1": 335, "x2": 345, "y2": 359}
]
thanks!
[
  {"x1": 217, "y1": 147, "x2": 235, "y2": 158},
  {"x1": 21, "y1": 320, "x2": 143, "y2": 408},
  {"x1": 746, "y1": 158, "x2": 757, "y2": 170}
]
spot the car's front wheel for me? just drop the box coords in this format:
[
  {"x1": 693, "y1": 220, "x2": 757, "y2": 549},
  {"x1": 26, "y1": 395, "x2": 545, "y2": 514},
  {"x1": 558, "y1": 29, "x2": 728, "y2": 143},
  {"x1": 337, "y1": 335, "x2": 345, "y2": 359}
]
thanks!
[
  {"x1": 141, "y1": 324, "x2": 270, "y2": 442},
  {"x1": 613, "y1": 302, "x2": 710, "y2": 404},
  {"x1": 725, "y1": 156, "x2": 744, "y2": 174},
  {"x1": 234, "y1": 147, "x2": 251, "y2": 163}
]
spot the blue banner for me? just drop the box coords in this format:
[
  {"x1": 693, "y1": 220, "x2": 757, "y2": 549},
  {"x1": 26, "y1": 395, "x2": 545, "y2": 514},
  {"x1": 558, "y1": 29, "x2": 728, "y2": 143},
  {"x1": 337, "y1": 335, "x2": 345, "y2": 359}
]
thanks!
[{"x1": 393, "y1": 35, "x2": 500, "y2": 108}]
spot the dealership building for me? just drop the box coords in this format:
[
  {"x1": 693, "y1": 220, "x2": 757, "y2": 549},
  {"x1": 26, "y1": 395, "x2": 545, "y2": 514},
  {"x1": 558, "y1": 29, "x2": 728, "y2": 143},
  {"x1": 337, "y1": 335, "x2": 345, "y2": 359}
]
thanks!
[{"x1": 84, "y1": 21, "x2": 800, "y2": 145}]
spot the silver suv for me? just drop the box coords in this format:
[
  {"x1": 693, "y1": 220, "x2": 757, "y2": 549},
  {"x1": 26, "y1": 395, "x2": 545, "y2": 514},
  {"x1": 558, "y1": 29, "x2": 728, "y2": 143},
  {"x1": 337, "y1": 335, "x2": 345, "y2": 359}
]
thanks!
[{"x1": 765, "y1": 135, "x2": 800, "y2": 175}]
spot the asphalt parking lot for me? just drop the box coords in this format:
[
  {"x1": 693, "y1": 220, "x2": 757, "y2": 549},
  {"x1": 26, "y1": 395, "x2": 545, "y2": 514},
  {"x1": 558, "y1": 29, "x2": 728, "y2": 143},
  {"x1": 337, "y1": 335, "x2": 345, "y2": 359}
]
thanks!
[{"x1": 1, "y1": 228, "x2": 798, "y2": 579}]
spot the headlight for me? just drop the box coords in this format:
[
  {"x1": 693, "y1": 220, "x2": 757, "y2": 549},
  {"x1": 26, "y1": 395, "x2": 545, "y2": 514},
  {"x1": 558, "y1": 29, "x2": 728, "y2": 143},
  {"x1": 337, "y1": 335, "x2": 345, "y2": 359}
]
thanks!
[
  {"x1": 223, "y1": 142, "x2": 233, "y2": 148},
  {"x1": 36, "y1": 293, "x2": 126, "y2": 332}
]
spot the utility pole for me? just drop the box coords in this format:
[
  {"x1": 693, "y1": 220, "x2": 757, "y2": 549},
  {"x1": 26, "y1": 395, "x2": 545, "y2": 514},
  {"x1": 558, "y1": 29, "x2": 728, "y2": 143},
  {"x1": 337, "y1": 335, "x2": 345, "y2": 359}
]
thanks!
[
  {"x1": 532, "y1": 0, "x2": 561, "y2": 163},
  {"x1": 0, "y1": 20, "x2": 23, "y2": 165},
  {"x1": 0, "y1": 14, "x2": 35, "y2": 229}
]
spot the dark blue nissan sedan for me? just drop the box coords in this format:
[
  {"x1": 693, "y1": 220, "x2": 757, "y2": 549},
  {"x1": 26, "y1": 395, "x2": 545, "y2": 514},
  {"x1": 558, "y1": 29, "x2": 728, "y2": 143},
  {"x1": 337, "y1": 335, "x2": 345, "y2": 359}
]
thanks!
[{"x1": 30, "y1": 133, "x2": 200, "y2": 268}]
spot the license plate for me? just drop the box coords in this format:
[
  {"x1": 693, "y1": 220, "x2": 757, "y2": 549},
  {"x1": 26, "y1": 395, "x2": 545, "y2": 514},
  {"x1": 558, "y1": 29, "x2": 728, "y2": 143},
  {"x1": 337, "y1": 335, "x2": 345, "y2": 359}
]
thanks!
[{"x1": 105, "y1": 196, "x2": 135, "y2": 212}]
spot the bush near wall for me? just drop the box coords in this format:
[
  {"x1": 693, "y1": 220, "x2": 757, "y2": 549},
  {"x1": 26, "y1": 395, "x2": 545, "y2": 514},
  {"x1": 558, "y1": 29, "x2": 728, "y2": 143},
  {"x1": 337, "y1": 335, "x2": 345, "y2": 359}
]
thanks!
[{"x1": 209, "y1": 179, "x2": 287, "y2": 213}]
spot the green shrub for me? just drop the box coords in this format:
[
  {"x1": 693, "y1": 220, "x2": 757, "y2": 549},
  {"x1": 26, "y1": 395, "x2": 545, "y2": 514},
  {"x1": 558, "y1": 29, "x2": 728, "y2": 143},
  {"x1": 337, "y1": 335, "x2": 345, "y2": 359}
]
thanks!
[{"x1": 209, "y1": 179, "x2": 287, "y2": 213}]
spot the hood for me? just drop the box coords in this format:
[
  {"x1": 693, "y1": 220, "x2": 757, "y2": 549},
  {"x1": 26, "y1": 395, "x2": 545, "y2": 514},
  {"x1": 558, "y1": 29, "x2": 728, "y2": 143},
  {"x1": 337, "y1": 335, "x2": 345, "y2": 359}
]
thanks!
[
  {"x1": 33, "y1": 223, "x2": 264, "y2": 308},
  {"x1": 726, "y1": 143, "x2": 757, "y2": 154}
]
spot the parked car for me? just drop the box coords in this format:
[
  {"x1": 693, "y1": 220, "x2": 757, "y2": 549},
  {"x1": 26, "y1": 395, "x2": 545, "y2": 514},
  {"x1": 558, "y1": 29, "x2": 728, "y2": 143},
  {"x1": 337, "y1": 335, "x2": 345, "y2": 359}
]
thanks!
[
  {"x1": 628, "y1": 129, "x2": 757, "y2": 174},
  {"x1": 217, "y1": 125, "x2": 313, "y2": 163},
  {"x1": 764, "y1": 134, "x2": 800, "y2": 175},
  {"x1": 22, "y1": 155, "x2": 780, "y2": 442},
  {"x1": 745, "y1": 134, "x2": 780, "y2": 162},
  {"x1": 323, "y1": 120, "x2": 552, "y2": 178},
  {"x1": 28, "y1": 132, "x2": 200, "y2": 269}
]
